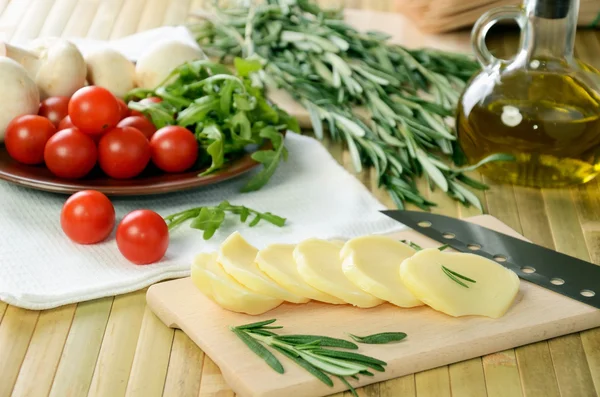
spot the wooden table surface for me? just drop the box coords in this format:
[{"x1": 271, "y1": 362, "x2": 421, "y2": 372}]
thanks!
[{"x1": 0, "y1": 1, "x2": 599, "y2": 397}]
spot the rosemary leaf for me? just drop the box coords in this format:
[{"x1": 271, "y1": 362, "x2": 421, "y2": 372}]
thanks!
[
  {"x1": 348, "y1": 332, "x2": 407, "y2": 345},
  {"x1": 272, "y1": 345, "x2": 334, "y2": 386},
  {"x1": 336, "y1": 375, "x2": 359, "y2": 397},
  {"x1": 275, "y1": 335, "x2": 359, "y2": 350},
  {"x1": 232, "y1": 329, "x2": 284, "y2": 374},
  {"x1": 441, "y1": 265, "x2": 476, "y2": 288}
]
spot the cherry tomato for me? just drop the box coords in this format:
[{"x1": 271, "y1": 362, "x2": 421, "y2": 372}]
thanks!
[
  {"x1": 68, "y1": 86, "x2": 120, "y2": 135},
  {"x1": 116, "y1": 97, "x2": 129, "y2": 120},
  {"x1": 5, "y1": 115, "x2": 56, "y2": 165},
  {"x1": 150, "y1": 126, "x2": 198, "y2": 173},
  {"x1": 44, "y1": 128, "x2": 97, "y2": 179},
  {"x1": 116, "y1": 209, "x2": 169, "y2": 265},
  {"x1": 58, "y1": 115, "x2": 75, "y2": 131},
  {"x1": 117, "y1": 116, "x2": 157, "y2": 140},
  {"x1": 61, "y1": 190, "x2": 115, "y2": 244},
  {"x1": 129, "y1": 96, "x2": 162, "y2": 117},
  {"x1": 98, "y1": 127, "x2": 151, "y2": 179},
  {"x1": 39, "y1": 96, "x2": 70, "y2": 127}
]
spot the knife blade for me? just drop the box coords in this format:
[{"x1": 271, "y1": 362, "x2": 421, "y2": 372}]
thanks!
[{"x1": 381, "y1": 210, "x2": 600, "y2": 309}]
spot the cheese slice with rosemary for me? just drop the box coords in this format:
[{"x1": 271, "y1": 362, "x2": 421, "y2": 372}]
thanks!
[
  {"x1": 399, "y1": 248, "x2": 520, "y2": 318},
  {"x1": 340, "y1": 235, "x2": 423, "y2": 308},
  {"x1": 256, "y1": 244, "x2": 343, "y2": 304},
  {"x1": 191, "y1": 252, "x2": 283, "y2": 315},
  {"x1": 293, "y1": 238, "x2": 383, "y2": 308},
  {"x1": 218, "y1": 232, "x2": 307, "y2": 303}
]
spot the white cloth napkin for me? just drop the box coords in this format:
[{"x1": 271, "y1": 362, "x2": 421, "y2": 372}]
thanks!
[{"x1": 0, "y1": 133, "x2": 404, "y2": 310}]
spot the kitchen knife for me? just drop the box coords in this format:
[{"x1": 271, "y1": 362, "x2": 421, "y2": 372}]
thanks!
[{"x1": 381, "y1": 210, "x2": 600, "y2": 309}]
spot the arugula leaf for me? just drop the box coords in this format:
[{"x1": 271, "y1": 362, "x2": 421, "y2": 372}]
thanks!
[
  {"x1": 189, "y1": 207, "x2": 226, "y2": 239},
  {"x1": 176, "y1": 97, "x2": 220, "y2": 127},
  {"x1": 234, "y1": 94, "x2": 256, "y2": 111},
  {"x1": 231, "y1": 111, "x2": 253, "y2": 141},
  {"x1": 127, "y1": 101, "x2": 176, "y2": 129},
  {"x1": 199, "y1": 124, "x2": 225, "y2": 175},
  {"x1": 241, "y1": 127, "x2": 287, "y2": 192},
  {"x1": 164, "y1": 200, "x2": 286, "y2": 239},
  {"x1": 219, "y1": 80, "x2": 236, "y2": 115},
  {"x1": 234, "y1": 57, "x2": 262, "y2": 77}
]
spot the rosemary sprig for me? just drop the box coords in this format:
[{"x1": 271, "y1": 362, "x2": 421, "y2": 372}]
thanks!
[
  {"x1": 400, "y1": 240, "x2": 450, "y2": 251},
  {"x1": 230, "y1": 319, "x2": 406, "y2": 395},
  {"x1": 164, "y1": 200, "x2": 286, "y2": 239},
  {"x1": 441, "y1": 265, "x2": 476, "y2": 288},
  {"x1": 191, "y1": 0, "x2": 515, "y2": 210},
  {"x1": 348, "y1": 332, "x2": 407, "y2": 344}
]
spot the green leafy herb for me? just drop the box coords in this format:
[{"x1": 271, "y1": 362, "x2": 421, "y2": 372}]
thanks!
[
  {"x1": 400, "y1": 240, "x2": 423, "y2": 251},
  {"x1": 164, "y1": 200, "x2": 286, "y2": 239},
  {"x1": 441, "y1": 265, "x2": 477, "y2": 288},
  {"x1": 348, "y1": 332, "x2": 407, "y2": 345},
  {"x1": 230, "y1": 319, "x2": 402, "y2": 395},
  {"x1": 191, "y1": 0, "x2": 515, "y2": 210},
  {"x1": 125, "y1": 58, "x2": 299, "y2": 193},
  {"x1": 231, "y1": 328, "x2": 284, "y2": 374},
  {"x1": 400, "y1": 240, "x2": 451, "y2": 251}
]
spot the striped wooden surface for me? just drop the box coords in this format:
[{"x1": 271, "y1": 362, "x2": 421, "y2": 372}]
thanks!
[{"x1": 0, "y1": 1, "x2": 599, "y2": 397}]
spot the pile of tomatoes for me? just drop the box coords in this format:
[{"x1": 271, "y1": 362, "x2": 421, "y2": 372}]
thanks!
[
  {"x1": 5, "y1": 86, "x2": 199, "y2": 179},
  {"x1": 61, "y1": 190, "x2": 169, "y2": 265}
]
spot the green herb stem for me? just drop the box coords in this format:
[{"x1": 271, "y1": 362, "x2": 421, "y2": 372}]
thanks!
[
  {"x1": 230, "y1": 319, "x2": 402, "y2": 396},
  {"x1": 441, "y1": 265, "x2": 476, "y2": 288},
  {"x1": 164, "y1": 200, "x2": 286, "y2": 239}
]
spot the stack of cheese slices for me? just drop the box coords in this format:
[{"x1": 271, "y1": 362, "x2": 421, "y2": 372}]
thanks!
[{"x1": 191, "y1": 232, "x2": 520, "y2": 318}]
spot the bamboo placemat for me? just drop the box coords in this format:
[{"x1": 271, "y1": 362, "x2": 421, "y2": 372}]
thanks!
[{"x1": 0, "y1": 1, "x2": 599, "y2": 397}]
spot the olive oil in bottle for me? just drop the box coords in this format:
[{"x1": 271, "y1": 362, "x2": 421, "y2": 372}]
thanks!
[{"x1": 457, "y1": 0, "x2": 600, "y2": 187}]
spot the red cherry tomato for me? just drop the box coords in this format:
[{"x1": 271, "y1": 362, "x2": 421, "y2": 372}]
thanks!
[
  {"x1": 39, "y1": 96, "x2": 70, "y2": 127},
  {"x1": 116, "y1": 97, "x2": 129, "y2": 120},
  {"x1": 44, "y1": 128, "x2": 97, "y2": 179},
  {"x1": 116, "y1": 209, "x2": 169, "y2": 265},
  {"x1": 150, "y1": 126, "x2": 198, "y2": 173},
  {"x1": 58, "y1": 115, "x2": 75, "y2": 131},
  {"x1": 61, "y1": 190, "x2": 115, "y2": 244},
  {"x1": 117, "y1": 116, "x2": 157, "y2": 140},
  {"x1": 68, "y1": 86, "x2": 120, "y2": 135},
  {"x1": 129, "y1": 96, "x2": 162, "y2": 117},
  {"x1": 5, "y1": 115, "x2": 56, "y2": 165},
  {"x1": 98, "y1": 127, "x2": 151, "y2": 179}
]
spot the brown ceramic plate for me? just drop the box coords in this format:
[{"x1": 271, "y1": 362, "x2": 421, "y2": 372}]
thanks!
[{"x1": 0, "y1": 144, "x2": 265, "y2": 196}]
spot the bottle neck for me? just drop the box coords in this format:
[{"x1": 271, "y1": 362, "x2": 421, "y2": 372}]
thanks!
[{"x1": 521, "y1": 0, "x2": 579, "y2": 61}]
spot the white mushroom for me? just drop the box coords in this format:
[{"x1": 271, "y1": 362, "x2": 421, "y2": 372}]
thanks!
[
  {"x1": 135, "y1": 40, "x2": 207, "y2": 89},
  {"x1": 1, "y1": 38, "x2": 86, "y2": 99},
  {"x1": 85, "y1": 48, "x2": 136, "y2": 98},
  {"x1": 0, "y1": 57, "x2": 40, "y2": 142}
]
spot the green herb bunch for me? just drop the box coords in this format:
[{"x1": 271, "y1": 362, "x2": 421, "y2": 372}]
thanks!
[
  {"x1": 125, "y1": 58, "x2": 299, "y2": 192},
  {"x1": 231, "y1": 319, "x2": 407, "y2": 396},
  {"x1": 191, "y1": 0, "x2": 514, "y2": 210},
  {"x1": 164, "y1": 200, "x2": 286, "y2": 239}
]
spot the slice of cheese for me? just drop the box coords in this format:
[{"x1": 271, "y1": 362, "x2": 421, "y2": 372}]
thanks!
[
  {"x1": 256, "y1": 244, "x2": 343, "y2": 304},
  {"x1": 191, "y1": 252, "x2": 283, "y2": 315},
  {"x1": 399, "y1": 248, "x2": 520, "y2": 318},
  {"x1": 293, "y1": 238, "x2": 383, "y2": 308},
  {"x1": 191, "y1": 252, "x2": 215, "y2": 300},
  {"x1": 340, "y1": 235, "x2": 423, "y2": 308},
  {"x1": 218, "y1": 232, "x2": 307, "y2": 303}
]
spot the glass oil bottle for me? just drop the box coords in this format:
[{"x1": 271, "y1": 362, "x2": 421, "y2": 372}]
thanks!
[{"x1": 456, "y1": 0, "x2": 600, "y2": 187}]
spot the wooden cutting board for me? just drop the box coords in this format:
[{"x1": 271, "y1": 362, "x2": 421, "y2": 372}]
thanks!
[{"x1": 146, "y1": 215, "x2": 600, "y2": 397}]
